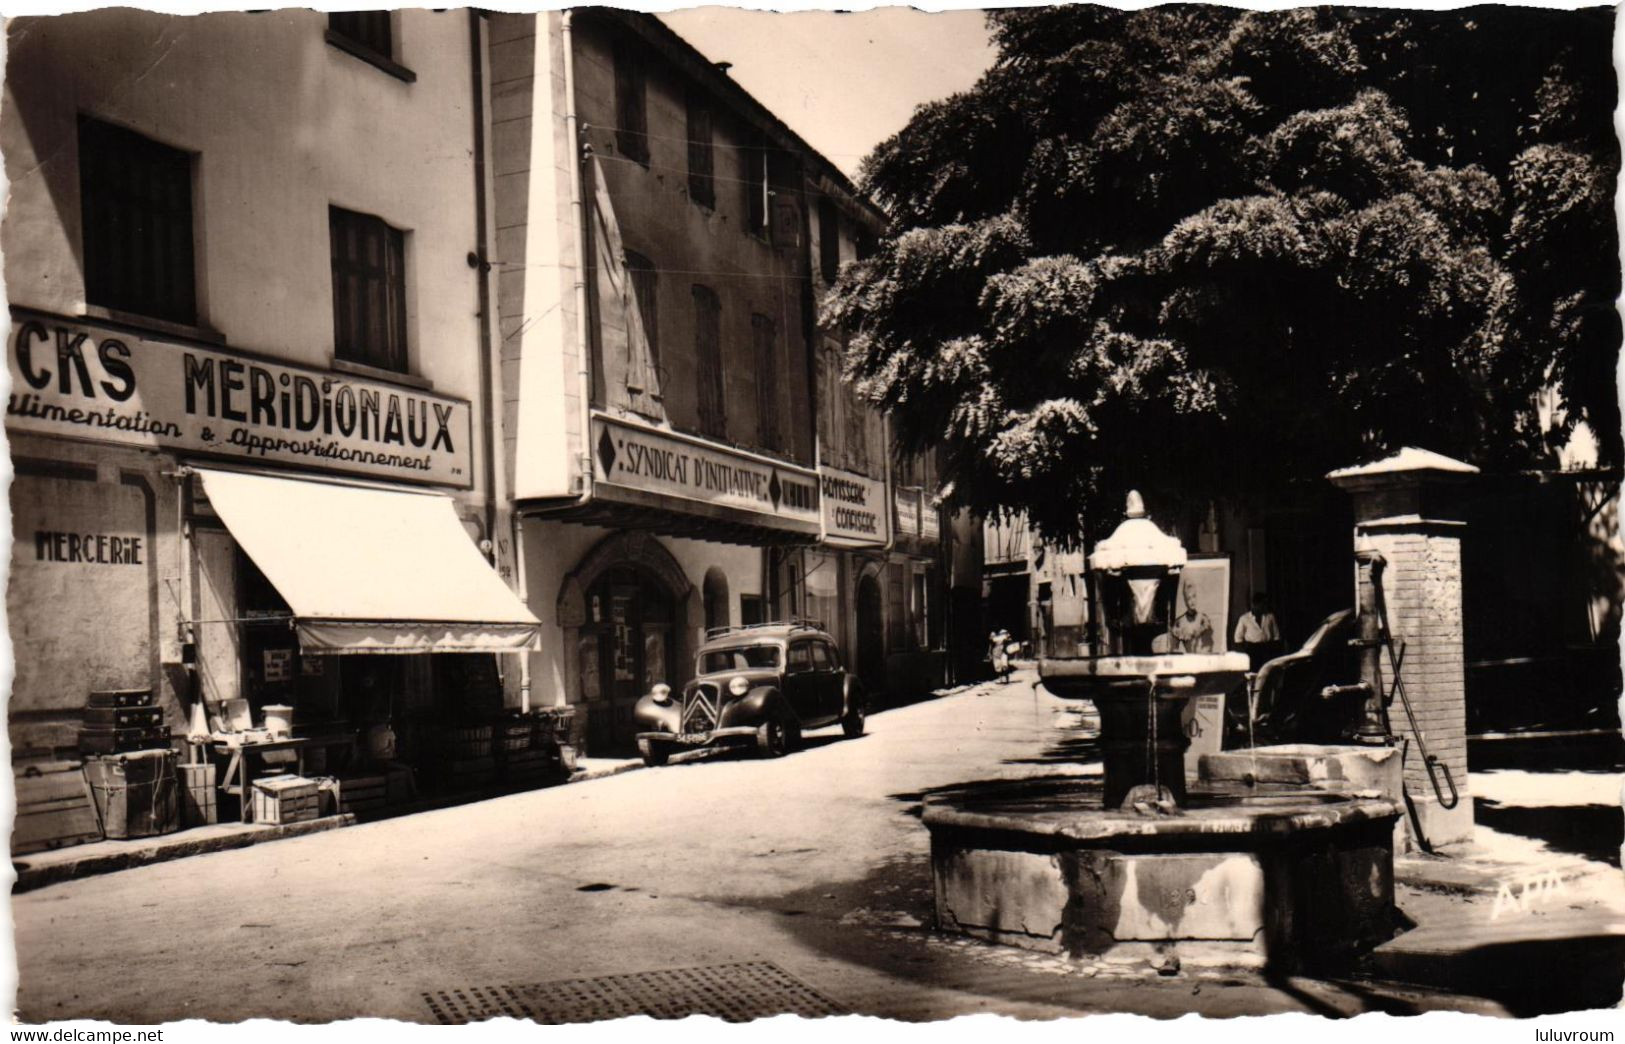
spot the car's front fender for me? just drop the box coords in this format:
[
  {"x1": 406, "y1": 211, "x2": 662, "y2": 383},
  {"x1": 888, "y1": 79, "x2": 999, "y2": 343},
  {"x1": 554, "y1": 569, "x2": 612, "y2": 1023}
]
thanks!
[
  {"x1": 718, "y1": 686, "x2": 791, "y2": 730},
  {"x1": 841, "y1": 675, "x2": 868, "y2": 718},
  {"x1": 633, "y1": 694, "x2": 682, "y2": 733}
]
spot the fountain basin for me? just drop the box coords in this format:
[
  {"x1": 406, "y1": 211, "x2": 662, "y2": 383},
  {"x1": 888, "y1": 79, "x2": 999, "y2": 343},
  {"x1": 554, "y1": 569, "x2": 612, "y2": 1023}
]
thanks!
[
  {"x1": 1039, "y1": 653, "x2": 1249, "y2": 808},
  {"x1": 924, "y1": 777, "x2": 1401, "y2": 972}
]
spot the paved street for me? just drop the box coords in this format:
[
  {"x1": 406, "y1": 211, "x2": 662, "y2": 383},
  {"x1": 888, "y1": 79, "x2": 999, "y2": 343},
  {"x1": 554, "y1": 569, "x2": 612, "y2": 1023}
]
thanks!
[{"x1": 15, "y1": 672, "x2": 1509, "y2": 1023}]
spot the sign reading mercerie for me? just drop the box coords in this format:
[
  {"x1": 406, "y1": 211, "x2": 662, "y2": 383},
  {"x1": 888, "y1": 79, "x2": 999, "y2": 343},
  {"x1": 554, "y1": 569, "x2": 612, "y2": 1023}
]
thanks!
[
  {"x1": 6, "y1": 314, "x2": 474, "y2": 487},
  {"x1": 592, "y1": 413, "x2": 820, "y2": 531},
  {"x1": 819, "y1": 466, "x2": 889, "y2": 547}
]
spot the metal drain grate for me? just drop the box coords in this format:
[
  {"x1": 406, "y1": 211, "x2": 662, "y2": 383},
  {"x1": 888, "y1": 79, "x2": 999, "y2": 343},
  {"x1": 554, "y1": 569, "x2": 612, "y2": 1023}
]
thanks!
[{"x1": 423, "y1": 961, "x2": 846, "y2": 1024}]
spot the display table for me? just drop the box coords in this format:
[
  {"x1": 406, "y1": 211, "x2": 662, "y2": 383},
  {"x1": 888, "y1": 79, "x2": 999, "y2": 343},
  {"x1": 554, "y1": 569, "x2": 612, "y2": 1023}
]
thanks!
[{"x1": 213, "y1": 738, "x2": 310, "y2": 824}]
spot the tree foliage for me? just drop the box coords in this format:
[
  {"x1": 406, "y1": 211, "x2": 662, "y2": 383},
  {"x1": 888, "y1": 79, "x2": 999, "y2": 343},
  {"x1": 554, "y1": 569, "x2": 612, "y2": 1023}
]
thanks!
[{"x1": 827, "y1": 5, "x2": 1619, "y2": 541}]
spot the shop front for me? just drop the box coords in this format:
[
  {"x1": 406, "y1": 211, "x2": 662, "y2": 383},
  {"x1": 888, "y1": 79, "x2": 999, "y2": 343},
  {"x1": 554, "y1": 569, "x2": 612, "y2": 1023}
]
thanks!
[
  {"x1": 7, "y1": 312, "x2": 539, "y2": 852},
  {"x1": 518, "y1": 412, "x2": 822, "y2": 756}
]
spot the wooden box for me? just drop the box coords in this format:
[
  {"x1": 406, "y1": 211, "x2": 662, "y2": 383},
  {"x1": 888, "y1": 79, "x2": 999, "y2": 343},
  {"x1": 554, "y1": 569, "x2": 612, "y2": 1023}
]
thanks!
[
  {"x1": 83, "y1": 705, "x2": 165, "y2": 729},
  {"x1": 78, "y1": 726, "x2": 170, "y2": 756},
  {"x1": 251, "y1": 775, "x2": 320, "y2": 825},
  {"x1": 339, "y1": 772, "x2": 388, "y2": 814},
  {"x1": 87, "y1": 688, "x2": 155, "y2": 708},
  {"x1": 178, "y1": 762, "x2": 218, "y2": 827},
  {"x1": 13, "y1": 759, "x2": 103, "y2": 854},
  {"x1": 84, "y1": 750, "x2": 179, "y2": 839},
  {"x1": 445, "y1": 725, "x2": 493, "y2": 759}
]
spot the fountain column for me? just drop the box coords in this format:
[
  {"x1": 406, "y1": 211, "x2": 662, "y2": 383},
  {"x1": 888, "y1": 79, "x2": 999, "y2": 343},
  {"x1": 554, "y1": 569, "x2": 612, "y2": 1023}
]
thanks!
[{"x1": 1329, "y1": 448, "x2": 1477, "y2": 847}]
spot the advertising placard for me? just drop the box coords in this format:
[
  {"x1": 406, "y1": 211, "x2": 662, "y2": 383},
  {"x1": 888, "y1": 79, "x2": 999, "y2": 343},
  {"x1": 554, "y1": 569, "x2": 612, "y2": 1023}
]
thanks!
[
  {"x1": 7, "y1": 313, "x2": 475, "y2": 488},
  {"x1": 819, "y1": 466, "x2": 889, "y2": 547}
]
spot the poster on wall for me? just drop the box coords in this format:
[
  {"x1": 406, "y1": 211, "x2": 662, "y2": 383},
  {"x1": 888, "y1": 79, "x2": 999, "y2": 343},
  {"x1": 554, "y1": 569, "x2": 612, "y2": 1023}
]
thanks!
[
  {"x1": 1174, "y1": 555, "x2": 1232, "y2": 771},
  {"x1": 579, "y1": 634, "x2": 601, "y2": 701},
  {"x1": 263, "y1": 648, "x2": 294, "y2": 683}
]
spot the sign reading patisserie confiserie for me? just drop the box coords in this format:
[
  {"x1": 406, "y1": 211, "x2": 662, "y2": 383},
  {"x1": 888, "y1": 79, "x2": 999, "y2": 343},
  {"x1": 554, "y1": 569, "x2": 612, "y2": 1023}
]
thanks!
[
  {"x1": 6, "y1": 314, "x2": 475, "y2": 487},
  {"x1": 592, "y1": 412, "x2": 820, "y2": 531},
  {"x1": 819, "y1": 465, "x2": 889, "y2": 547}
]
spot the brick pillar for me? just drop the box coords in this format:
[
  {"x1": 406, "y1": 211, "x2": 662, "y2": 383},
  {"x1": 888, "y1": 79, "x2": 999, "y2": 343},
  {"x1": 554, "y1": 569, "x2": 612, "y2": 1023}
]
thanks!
[{"x1": 1329, "y1": 449, "x2": 1477, "y2": 847}]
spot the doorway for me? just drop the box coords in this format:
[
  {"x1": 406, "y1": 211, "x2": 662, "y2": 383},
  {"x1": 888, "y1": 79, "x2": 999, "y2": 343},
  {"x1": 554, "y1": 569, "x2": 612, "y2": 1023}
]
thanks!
[
  {"x1": 855, "y1": 571, "x2": 885, "y2": 695},
  {"x1": 581, "y1": 566, "x2": 676, "y2": 754}
]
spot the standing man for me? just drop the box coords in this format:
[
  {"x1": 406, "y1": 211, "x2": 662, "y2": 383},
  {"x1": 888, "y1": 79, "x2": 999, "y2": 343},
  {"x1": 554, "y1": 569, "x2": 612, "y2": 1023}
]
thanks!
[{"x1": 1234, "y1": 592, "x2": 1283, "y2": 671}]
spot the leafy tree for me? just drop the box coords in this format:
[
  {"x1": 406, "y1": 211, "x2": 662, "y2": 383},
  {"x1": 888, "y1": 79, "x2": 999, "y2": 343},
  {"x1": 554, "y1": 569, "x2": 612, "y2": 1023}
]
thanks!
[{"x1": 827, "y1": 5, "x2": 1618, "y2": 542}]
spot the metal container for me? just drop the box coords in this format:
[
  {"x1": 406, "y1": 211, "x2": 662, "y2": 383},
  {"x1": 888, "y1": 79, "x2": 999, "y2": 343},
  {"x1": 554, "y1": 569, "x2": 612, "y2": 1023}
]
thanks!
[{"x1": 83, "y1": 749, "x2": 179, "y2": 839}]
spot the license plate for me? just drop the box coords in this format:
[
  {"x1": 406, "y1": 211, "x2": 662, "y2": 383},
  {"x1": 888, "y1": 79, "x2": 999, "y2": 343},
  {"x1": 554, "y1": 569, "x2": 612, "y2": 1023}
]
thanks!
[{"x1": 676, "y1": 733, "x2": 711, "y2": 745}]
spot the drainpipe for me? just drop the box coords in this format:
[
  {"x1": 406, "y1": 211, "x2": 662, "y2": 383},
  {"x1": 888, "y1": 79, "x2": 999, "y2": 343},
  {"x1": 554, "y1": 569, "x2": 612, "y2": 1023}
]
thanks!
[
  {"x1": 563, "y1": 10, "x2": 594, "y2": 507},
  {"x1": 468, "y1": 9, "x2": 500, "y2": 559}
]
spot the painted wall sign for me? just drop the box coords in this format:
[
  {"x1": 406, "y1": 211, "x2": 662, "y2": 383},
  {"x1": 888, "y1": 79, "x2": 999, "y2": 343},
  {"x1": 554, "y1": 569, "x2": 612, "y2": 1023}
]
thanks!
[
  {"x1": 818, "y1": 465, "x2": 889, "y2": 547},
  {"x1": 34, "y1": 530, "x2": 143, "y2": 564},
  {"x1": 591, "y1": 412, "x2": 820, "y2": 531},
  {"x1": 6, "y1": 313, "x2": 475, "y2": 488}
]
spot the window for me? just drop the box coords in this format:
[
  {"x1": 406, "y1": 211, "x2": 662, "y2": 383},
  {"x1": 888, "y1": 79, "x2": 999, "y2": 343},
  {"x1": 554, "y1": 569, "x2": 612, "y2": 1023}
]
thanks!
[
  {"x1": 809, "y1": 642, "x2": 831, "y2": 671},
  {"x1": 330, "y1": 206, "x2": 408, "y2": 373},
  {"x1": 693, "y1": 284, "x2": 725, "y2": 439},
  {"x1": 787, "y1": 641, "x2": 813, "y2": 674},
  {"x1": 752, "y1": 314, "x2": 779, "y2": 451},
  {"x1": 741, "y1": 135, "x2": 767, "y2": 237},
  {"x1": 686, "y1": 93, "x2": 715, "y2": 209},
  {"x1": 78, "y1": 117, "x2": 197, "y2": 326},
  {"x1": 614, "y1": 42, "x2": 649, "y2": 166},
  {"x1": 329, "y1": 12, "x2": 391, "y2": 57},
  {"x1": 912, "y1": 570, "x2": 930, "y2": 649},
  {"x1": 818, "y1": 198, "x2": 840, "y2": 284},
  {"x1": 626, "y1": 251, "x2": 659, "y2": 376},
  {"x1": 326, "y1": 12, "x2": 414, "y2": 81}
]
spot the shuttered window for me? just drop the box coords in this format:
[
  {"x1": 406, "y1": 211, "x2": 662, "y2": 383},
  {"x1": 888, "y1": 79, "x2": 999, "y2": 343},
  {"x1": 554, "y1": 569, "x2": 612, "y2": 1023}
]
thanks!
[
  {"x1": 686, "y1": 94, "x2": 715, "y2": 209},
  {"x1": 329, "y1": 11, "x2": 391, "y2": 57},
  {"x1": 741, "y1": 136, "x2": 767, "y2": 238},
  {"x1": 626, "y1": 251, "x2": 659, "y2": 377},
  {"x1": 818, "y1": 198, "x2": 840, "y2": 284},
  {"x1": 330, "y1": 206, "x2": 408, "y2": 373},
  {"x1": 693, "y1": 285, "x2": 725, "y2": 439},
  {"x1": 752, "y1": 314, "x2": 779, "y2": 452},
  {"x1": 614, "y1": 42, "x2": 649, "y2": 166},
  {"x1": 78, "y1": 117, "x2": 197, "y2": 326}
]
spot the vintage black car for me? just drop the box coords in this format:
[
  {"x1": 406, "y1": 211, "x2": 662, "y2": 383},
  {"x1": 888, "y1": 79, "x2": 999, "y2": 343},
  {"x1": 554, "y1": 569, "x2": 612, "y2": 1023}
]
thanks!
[{"x1": 632, "y1": 620, "x2": 868, "y2": 766}]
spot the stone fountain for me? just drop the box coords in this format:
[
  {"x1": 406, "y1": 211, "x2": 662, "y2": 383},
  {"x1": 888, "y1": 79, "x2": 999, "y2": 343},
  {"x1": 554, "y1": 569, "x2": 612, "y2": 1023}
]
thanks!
[{"x1": 923, "y1": 493, "x2": 1402, "y2": 973}]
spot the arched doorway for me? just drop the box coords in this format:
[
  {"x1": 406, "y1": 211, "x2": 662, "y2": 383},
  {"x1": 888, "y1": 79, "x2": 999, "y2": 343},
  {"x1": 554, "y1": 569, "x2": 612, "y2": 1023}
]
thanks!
[
  {"x1": 558, "y1": 532, "x2": 695, "y2": 757},
  {"x1": 702, "y1": 567, "x2": 730, "y2": 635},
  {"x1": 581, "y1": 566, "x2": 675, "y2": 754},
  {"x1": 855, "y1": 570, "x2": 885, "y2": 695}
]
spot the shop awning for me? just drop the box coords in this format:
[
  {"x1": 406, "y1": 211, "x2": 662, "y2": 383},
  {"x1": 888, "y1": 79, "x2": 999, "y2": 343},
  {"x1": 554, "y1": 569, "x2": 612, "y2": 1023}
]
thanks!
[{"x1": 194, "y1": 467, "x2": 540, "y2": 654}]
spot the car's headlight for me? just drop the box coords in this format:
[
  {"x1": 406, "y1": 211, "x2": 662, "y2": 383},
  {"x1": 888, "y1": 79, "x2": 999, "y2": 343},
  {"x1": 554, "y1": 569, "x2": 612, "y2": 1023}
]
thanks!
[
  {"x1": 650, "y1": 683, "x2": 672, "y2": 705},
  {"x1": 728, "y1": 675, "x2": 752, "y2": 697}
]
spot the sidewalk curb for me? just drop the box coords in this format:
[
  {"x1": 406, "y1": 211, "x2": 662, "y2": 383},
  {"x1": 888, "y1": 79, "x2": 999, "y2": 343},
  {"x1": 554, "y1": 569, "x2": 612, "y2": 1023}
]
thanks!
[
  {"x1": 567, "y1": 760, "x2": 646, "y2": 783},
  {"x1": 1395, "y1": 855, "x2": 1616, "y2": 897},
  {"x1": 12, "y1": 814, "x2": 355, "y2": 895}
]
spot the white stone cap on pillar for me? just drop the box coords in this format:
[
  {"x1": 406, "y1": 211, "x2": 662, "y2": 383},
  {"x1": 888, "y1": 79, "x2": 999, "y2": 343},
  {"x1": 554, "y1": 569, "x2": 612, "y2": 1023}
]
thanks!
[{"x1": 1326, "y1": 446, "x2": 1480, "y2": 489}]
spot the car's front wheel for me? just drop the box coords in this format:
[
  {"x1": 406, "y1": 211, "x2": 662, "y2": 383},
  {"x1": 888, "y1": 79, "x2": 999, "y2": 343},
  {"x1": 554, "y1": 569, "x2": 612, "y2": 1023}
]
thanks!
[
  {"x1": 755, "y1": 717, "x2": 788, "y2": 759},
  {"x1": 637, "y1": 737, "x2": 670, "y2": 767},
  {"x1": 841, "y1": 703, "x2": 866, "y2": 738}
]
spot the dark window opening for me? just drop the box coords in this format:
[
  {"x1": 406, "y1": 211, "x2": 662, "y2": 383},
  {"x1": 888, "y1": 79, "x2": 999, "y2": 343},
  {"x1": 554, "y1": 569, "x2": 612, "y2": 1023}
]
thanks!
[
  {"x1": 686, "y1": 93, "x2": 715, "y2": 209},
  {"x1": 693, "y1": 284, "x2": 725, "y2": 439},
  {"x1": 752, "y1": 314, "x2": 779, "y2": 451},
  {"x1": 78, "y1": 116, "x2": 197, "y2": 326},
  {"x1": 818, "y1": 198, "x2": 840, "y2": 284},
  {"x1": 329, "y1": 11, "x2": 392, "y2": 58},
  {"x1": 614, "y1": 42, "x2": 649, "y2": 166},
  {"x1": 741, "y1": 135, "x2": 767, "y2": 237},
  {"x1": 330, "y1": 206, "x2": 408, "y2": 373}
]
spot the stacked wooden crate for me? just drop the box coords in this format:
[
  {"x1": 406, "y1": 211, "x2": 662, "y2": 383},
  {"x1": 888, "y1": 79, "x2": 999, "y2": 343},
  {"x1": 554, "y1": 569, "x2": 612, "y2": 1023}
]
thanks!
[
  {"x1": 442, "y1": 724, "x2": 495, "y2": 791},
  {"x1": 13, "y1": 760, "x2": 103, "y2": 854},
  {"x1": 178, "y1": 762, "x2": 218, "y2": 827},
  {"x1": 494, "y1": 718, "x2": 546, "y2": 789},
  {"x1": 338, "y1": 771, "x2": 388, "y2": 815},
  {"x1": 251, "y1": 775, "x2": 319, "y2": 825}
]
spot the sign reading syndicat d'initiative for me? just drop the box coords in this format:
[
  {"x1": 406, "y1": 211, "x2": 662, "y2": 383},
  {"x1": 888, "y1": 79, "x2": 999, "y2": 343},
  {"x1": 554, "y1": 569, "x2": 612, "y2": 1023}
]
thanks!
[
  {"x1": 6, "y1": 315, "x2": 475, "y2": 488},
  {"x1": 592, "y1": 413, "x2": 821, "y2": 529}
]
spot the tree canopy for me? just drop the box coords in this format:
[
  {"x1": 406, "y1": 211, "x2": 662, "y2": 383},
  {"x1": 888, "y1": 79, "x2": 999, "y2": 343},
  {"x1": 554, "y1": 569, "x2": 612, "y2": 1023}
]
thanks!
[{"x1": 826, "y1": 5, "x2": 1619, "y2": 541}]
